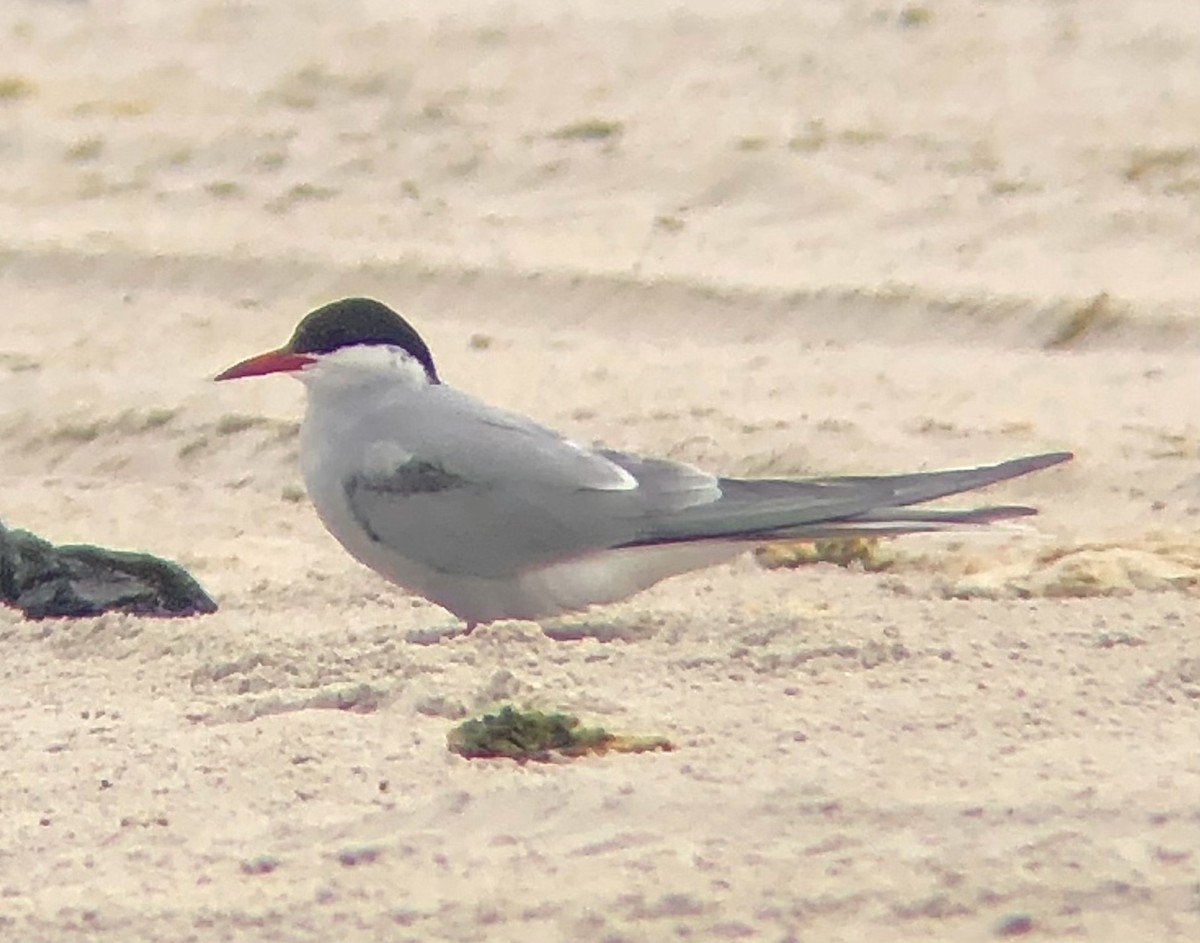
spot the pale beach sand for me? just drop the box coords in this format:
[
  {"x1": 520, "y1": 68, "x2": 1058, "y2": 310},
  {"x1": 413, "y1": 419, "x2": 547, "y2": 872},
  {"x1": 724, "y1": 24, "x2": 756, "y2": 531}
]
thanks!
[{"x1": 2, "y1": 2, "x2": 1200, "y2": 940}]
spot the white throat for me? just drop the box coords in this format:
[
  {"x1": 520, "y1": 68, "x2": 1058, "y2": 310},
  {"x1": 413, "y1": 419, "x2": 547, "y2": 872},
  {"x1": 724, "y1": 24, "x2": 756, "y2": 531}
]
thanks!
[{"x1": 295, "y1": 343, "x2": 433, "y2": 396}]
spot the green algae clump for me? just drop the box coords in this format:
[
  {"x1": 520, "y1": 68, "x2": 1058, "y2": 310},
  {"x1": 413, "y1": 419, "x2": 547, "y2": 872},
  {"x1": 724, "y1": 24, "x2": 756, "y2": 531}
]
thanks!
[{"x1": 447, "y1": 705, "x2": 673, "y2": 763}]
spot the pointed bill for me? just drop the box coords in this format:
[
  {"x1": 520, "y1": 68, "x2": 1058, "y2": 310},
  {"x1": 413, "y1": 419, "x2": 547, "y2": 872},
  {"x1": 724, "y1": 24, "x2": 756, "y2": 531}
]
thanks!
[{"x1": 214, "y1": 348, "x2": 316, "y2": 381}]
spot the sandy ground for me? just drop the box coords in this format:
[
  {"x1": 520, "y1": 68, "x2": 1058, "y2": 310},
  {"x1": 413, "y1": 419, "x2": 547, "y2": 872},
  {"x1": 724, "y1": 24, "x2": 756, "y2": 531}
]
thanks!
[{"x1": 3, "y1": 1, "x2": 1200, "y2": 940}]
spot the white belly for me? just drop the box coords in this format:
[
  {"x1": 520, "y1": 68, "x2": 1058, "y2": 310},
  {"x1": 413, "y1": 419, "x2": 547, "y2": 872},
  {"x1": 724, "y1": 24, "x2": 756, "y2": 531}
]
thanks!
[{"x1": 308, "y1": 482, "x2": 741, "y2": 623}]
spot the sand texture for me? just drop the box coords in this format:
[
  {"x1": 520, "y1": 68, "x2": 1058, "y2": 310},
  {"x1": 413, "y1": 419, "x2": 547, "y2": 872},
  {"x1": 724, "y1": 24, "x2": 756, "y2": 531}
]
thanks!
[{"x1": 3, "y1": 2, "x2": 1200, "y2": 940}]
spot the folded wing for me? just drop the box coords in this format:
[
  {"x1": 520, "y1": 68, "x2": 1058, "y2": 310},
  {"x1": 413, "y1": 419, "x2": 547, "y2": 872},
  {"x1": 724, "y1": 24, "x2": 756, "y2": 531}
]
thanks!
[
  {"x1": 610, "y1": 450, "x2": 1073, "y2": 546},
  {"x1": 345, "y1": 431, "x2": 1070, "y2": 578}
]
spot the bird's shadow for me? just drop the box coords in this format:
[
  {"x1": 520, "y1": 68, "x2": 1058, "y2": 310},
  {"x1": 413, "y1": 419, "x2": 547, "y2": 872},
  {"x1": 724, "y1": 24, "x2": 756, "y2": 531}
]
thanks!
[
  {"x1": 540, "y1": 619, "x2": 657, "y2": 643},
  {"x1": 404, "y1": 618, "x2": 657, "y2": 645},
  {"x1": 404, "y1": 624, "x2": 472, "y2": 646}
]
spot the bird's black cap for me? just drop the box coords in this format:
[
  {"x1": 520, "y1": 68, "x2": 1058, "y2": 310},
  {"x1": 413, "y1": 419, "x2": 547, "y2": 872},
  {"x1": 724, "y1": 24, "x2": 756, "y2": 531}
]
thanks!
[{"x1": 289, "y1": 297, "x2": 439, "y2": 383}]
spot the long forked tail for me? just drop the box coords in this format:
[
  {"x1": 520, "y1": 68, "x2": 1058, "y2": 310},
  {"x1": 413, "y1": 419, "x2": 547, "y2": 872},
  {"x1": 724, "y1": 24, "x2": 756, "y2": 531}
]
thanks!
[
  {"x1": 756, "y1": 502, "x2": 1039, "y2": 540},
  {"x1": 633, "y1": 451, "x2": 1073, "y2": 545}
]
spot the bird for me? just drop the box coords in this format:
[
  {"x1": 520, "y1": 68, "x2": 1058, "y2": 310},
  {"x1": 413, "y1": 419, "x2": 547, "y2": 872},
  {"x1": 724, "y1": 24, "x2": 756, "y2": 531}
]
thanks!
[{"x1": 215, "y1": 297, "x2": 1071, "y2": 632}]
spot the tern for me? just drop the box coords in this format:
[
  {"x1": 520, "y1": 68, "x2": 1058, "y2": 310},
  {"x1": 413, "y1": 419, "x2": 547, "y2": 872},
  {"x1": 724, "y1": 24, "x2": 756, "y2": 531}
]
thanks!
[{"x1": 215, "y1": 297, "x2": 1071, "y2": 632}]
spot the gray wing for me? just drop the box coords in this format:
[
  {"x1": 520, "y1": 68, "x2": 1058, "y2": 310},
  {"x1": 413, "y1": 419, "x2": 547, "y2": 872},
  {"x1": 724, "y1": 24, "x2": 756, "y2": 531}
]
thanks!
[
  {"x1": 343, "y1": 383, "x2": 1069, "y2": 575},
  {"x1": 345, "y1": 415, "x2": 1069, "y2": 577},
  {"x1": 341, "y1": 389, "x2": 723, "y2": 578},
  {"x1": 615, "y1": 450, "x2": 1073, "y2": 546}
]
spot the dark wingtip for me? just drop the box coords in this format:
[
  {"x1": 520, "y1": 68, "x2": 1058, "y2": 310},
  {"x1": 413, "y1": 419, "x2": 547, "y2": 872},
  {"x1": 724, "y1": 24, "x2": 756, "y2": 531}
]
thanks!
[{"x1": 1007, "y1": 451, "x2": 1074, "y2": 476}]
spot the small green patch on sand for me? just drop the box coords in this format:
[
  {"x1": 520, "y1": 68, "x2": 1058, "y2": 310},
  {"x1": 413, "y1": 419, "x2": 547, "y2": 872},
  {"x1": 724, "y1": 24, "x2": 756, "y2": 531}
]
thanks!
[
  {"x1": 549, "y1": 118, "x2": 623, "y2": 141},
  {"x1": 0, "y1": 75, "x2": 35, "y2": 101},
  {"x1": 447, "y1": 705, "x2": 672, "y2": 762},
  {"x1": 1043, "y1": 292, "x2": 1121, "y2": 349}
]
